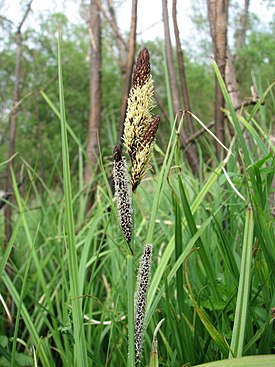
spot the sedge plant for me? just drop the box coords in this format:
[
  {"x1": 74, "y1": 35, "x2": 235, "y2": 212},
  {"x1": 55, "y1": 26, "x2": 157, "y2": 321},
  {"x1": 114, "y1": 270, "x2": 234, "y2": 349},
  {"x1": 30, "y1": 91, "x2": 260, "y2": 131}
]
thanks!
[
  {"x1": 1, "y1": 36, "x2": 275, "y2": 367},
  {"x1": 113, "y1": 47, "x2": 159, "y2": 365}
]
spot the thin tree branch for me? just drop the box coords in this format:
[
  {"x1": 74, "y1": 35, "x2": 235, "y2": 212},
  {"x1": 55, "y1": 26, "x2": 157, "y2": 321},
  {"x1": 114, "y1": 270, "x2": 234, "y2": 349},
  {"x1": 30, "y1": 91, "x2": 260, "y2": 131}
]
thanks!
[
  {"x1": 94, "y1": 0, "x2": 127, "y2": 50},
  {"x1": 17, "y1": 0, "x2": 33, "y2": 33},
  {"x1": 186, "y1": 121, "x2": 215, "y2": 144},
  {"x1": 81, "y1": 0, "x2": 97, "y2": 50}
]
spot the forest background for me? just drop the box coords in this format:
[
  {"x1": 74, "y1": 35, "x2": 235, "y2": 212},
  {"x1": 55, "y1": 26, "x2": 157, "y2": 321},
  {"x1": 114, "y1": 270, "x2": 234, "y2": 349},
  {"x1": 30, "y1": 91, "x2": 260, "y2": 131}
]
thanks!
[
  {"x1": 0, "y1": 0, "x2": 274, "y2": 366},
  {"x1": 1, "y1": 0, "x2": 274, "y2": 192}
]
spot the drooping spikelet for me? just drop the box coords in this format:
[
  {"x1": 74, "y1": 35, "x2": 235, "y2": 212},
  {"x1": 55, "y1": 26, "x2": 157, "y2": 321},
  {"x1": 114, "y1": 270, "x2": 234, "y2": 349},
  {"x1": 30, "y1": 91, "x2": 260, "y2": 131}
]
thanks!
[
  {"x1": 123, "y1": 47, "x2": 160, "y2": 191},
  {"x1": 113, "y1": 146, "x2": 134, "y2": 255},
  {"x1": 134, "y1": 244, "x2": 153, "y2": 363}
]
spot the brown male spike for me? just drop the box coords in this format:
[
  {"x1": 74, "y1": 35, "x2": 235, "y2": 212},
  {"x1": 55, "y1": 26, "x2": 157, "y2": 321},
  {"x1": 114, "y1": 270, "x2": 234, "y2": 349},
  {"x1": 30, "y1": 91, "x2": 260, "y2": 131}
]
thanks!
[
  {"x1": 123, "y1": 48, "x2": 159, "y2": 192},
  {"x1": 132, "y1": 47, "x2": 151, "y2": 89}
]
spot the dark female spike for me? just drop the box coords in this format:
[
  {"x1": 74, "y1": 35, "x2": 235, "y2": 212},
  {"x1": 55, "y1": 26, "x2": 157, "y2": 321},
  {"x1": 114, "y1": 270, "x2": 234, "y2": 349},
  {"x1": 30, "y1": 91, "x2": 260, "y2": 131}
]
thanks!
[{"x1": 112, "y1": 145, "x2": 134, "y2": 255}]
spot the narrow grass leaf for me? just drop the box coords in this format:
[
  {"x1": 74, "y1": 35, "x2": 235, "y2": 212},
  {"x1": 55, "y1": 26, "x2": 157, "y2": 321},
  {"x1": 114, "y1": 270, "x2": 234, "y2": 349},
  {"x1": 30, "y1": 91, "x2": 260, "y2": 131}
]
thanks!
[
  {"x1": 237, "y1": 116, "x2": 268, "y2": 155},
  {"x1": 230, "y1": 205, "x2": 254, "y2": 358},
  {"x1": 172, "y1": 192, "x2": 185, "y2": 314},
  {"x1": 211, "y1": 214, "x2": 239, "y2": 282},
  {"x1": 57, "y1": 32, "x2": 88, "y2": 367},
  {"x1": 11, "y1": 227, "x2": 37, "y2": 366},
  {"x1": 185, "y1": 251, "x2": 229, "y2": 356},
  {"x1": 146, "y1": 211, "x2": 215, "y2": 326},
  {"x1": 2, "y1": 271, "x2": 51, "y2": 367},
  {"x1": 145, "y1": 117, "x2": 178, "y2": 244},
  {"x1": 212, "y1": 60, "x2": 252, "y2": 166},
  {"x1": 0, "y1": 215, "x2": 22, "y2": 277},
  {"x1": 248, "y1": 115, "x2": 275, "y2": 152},
  {"x1": 41, "y1": 90, "x2": 89, "y2": 162},
  {"x1": 149, "y1": 318, "x2": 165, "y2": 367},
  {"x1": 192, "y1": 355, "x2": 275, "y2": 367},
  {"x1": 146, "y1": 153, "x2": 231, "y2": 323},
  {"x1": 10, "y1": 167, "x2": 65, "y2": 356},
  {"x1": 178, "y1": 174, "x2": 220, "y2": 299},
  {"x1": 0, "y1": 153, "x2": 19, "y2": 167},
  {"x1": 246, "y1": 82, "x2": 275, "y2": 123},
  {"x1": 222, "y1": 168, "x2": 246, "y2": 202},
  {"x1": 187, "y1": 111, "x2": 230, "y2": 153}
]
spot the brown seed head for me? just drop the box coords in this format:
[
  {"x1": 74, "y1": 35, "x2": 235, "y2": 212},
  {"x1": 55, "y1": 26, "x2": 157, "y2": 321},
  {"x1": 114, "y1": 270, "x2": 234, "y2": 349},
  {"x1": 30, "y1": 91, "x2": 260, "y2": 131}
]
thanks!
[{"x1": 132, "y1": 47, "x2": 151, "y2": 89}]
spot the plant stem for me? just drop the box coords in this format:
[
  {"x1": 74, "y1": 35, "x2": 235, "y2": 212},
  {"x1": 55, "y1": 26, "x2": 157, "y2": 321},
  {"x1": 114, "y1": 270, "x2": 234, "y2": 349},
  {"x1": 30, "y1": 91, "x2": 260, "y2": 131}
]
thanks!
[{"x1": 127, "y1": 254, "x2": 135, "y2": 367}]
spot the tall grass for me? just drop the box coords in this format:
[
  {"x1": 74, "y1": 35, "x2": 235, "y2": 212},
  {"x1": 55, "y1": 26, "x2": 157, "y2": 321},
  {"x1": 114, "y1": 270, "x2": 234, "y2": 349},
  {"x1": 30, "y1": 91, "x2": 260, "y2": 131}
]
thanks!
[
  {"x1": 57, "y1": 32, "x2": 88, "y2": 367},
  {"x1": 0, "y1": 46, "x2": 274, "y2": 367}
]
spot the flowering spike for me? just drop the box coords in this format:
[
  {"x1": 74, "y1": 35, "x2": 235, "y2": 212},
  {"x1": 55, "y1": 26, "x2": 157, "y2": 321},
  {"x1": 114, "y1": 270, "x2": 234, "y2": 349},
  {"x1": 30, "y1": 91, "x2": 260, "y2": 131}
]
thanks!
[
  {"x1": 134, "y1": 244, "x2": 153, "y2": 363},
  {"x1": 123, "y1": 47, "x2": 159, "y2": 191},
  {"x1": 113, "y1": 145, "x2": 134, "y2": 255}
]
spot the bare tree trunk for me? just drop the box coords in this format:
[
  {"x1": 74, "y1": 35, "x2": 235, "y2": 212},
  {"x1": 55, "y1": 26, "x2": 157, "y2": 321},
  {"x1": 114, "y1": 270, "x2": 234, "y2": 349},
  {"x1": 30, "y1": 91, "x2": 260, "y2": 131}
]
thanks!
[
  {"x1": 84, "y1": 0, "x2": 102, "y2": 186},
  {"x1": 172, "y1": 0, "x2": 201, "y2": 174},
  {"x1": 207, "y1": 0, "x2": 229, "y2": 159},
  {"x1": 95, "y1": 0, "x2": 127, "y2": 69},
  {"x1": 215, "y1": 0, "x2": 228, "y2": 157},
  {"x1": 236, "y1": 0, "x2": 250, "y2": 51},
  {"x1": 172, "y1": 0, "x2": 194, "y2": 134},
  {"x1": 162, "y1": 0, "x2": 180, "y2": 116},
  {"x1": 5, "y1": 0, "x2": 33, "y2": 242},
  {"x1": 225, "y1": 50, "x2": 242, "y2": 111},
  {"x1": 116, "y1": 0, "x2": 138, "y2": 151},
  {"x1": 162, "y1": 0, "x2": 199, "y2": 174},
  {"x1": 207, "y1": 0, "x2": 216, "y2": 39}
]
